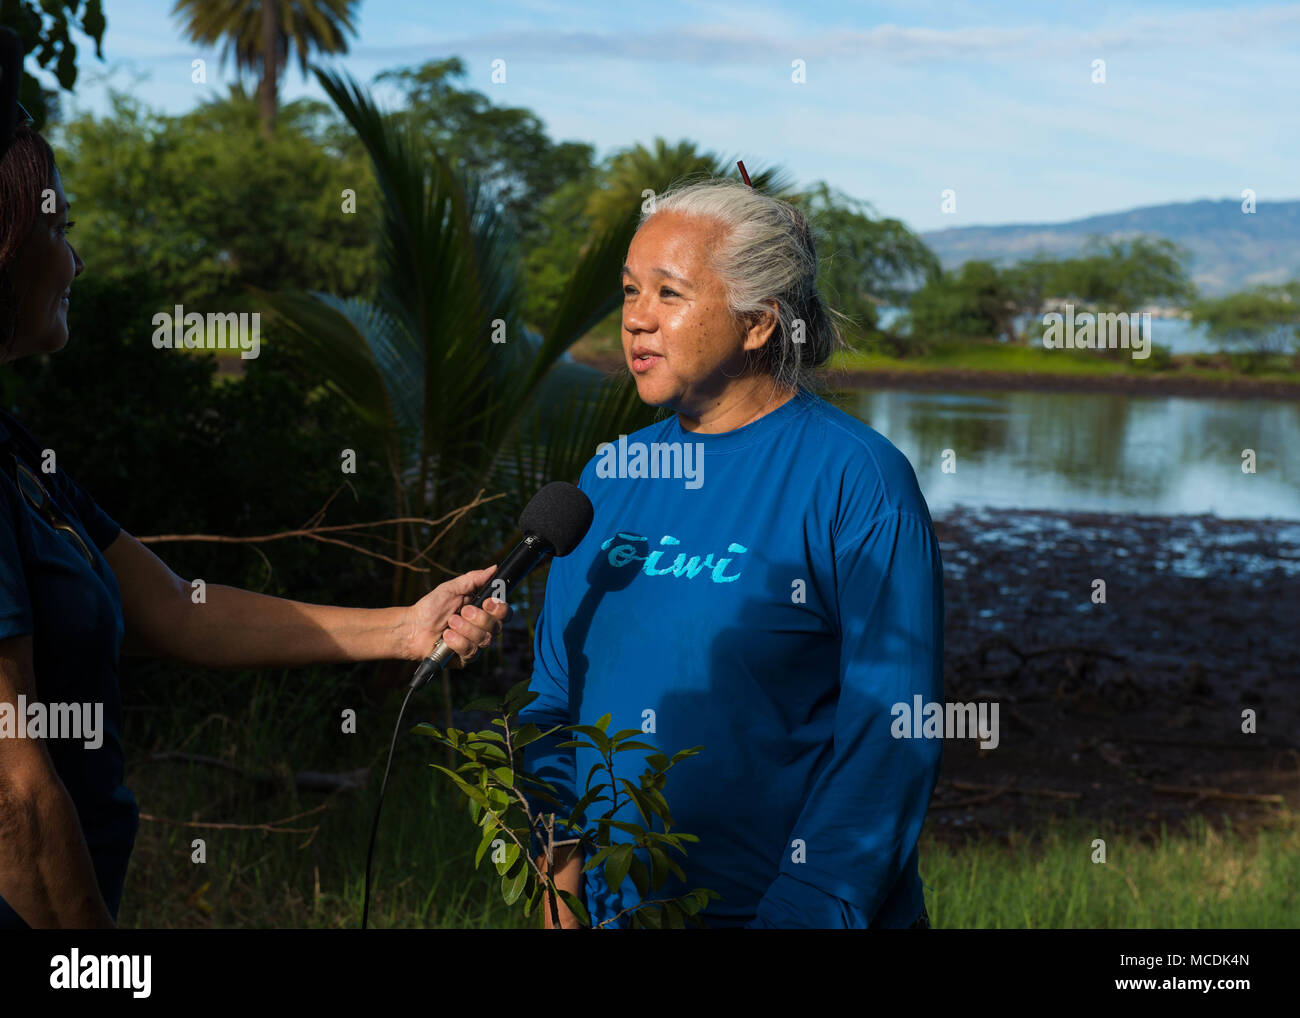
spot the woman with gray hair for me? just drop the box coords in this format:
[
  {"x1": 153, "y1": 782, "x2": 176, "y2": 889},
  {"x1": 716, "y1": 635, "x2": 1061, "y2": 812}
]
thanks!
[{"x1": 521, "y1": 176, "x2": 945, "y2": 929}]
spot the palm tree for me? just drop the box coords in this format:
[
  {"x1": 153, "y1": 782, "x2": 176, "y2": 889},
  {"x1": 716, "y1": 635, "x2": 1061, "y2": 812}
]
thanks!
[
  {"x1": 586, "y1": 137, "x2": 796, "y2": 231},
  {"x1": 172, "y1": 0, "x2": 358, "y2": 137},
  {"x1": 256, "y1": 68, "x2": 658, "y2": 716}
]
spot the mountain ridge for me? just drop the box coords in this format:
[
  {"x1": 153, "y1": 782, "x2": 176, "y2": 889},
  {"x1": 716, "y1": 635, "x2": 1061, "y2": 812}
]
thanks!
[{"x1": 918, "y1": 198, "x2": 1300, "y2": 297}]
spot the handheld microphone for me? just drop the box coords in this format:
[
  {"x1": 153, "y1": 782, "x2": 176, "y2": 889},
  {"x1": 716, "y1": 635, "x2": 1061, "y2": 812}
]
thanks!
[{"x1": 409, "y1": 481, "x2": 593, "y2": 692}]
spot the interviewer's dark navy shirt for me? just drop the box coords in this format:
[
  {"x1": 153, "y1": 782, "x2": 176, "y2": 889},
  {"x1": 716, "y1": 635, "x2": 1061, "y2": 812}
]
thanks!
[{"x1": 0, "y1": 409, "x2": 135, "y2": 929}]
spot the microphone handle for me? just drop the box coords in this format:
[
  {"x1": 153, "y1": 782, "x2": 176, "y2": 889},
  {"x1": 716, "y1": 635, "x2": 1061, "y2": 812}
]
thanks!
[{"x1": 409, "y1": 532, "x2": 552, "y2": 692}]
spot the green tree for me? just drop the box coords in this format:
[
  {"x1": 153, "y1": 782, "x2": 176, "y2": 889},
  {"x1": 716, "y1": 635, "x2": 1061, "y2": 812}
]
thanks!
[
  {"x1": 0, "y1": 0, "x2": 105, "y2": 128},
  {"x1": 376, "y1": 58, "x2": 596, "y2": 250},
  {"x1": 1190, "y1": 283, "x2": 1300, "y2": 370},
  {"x1": 1051, "y1": 236, "x2": 1195, "y2": 311},
  {"x1": 1000, "y1": 254, "x2": 1061, "y2": 342},
  {"x1": 582, "y1": 137, "x2": 794, "y2": 230},
  {"x1": 51, "y1": 87, "x2": 377, "y2": 308},
  {"x1": 171, "y1": 0, "x2": 358, "y2": 137},
  {"x1": 790, "y1": 181, "x2": 940, "y2": 343},
  {"x1": 259, "y1": 67, "x2": 660, "y2": 714},
  {"x1": 906, "y1": 260, "x2": 1019, "y2": 351}
]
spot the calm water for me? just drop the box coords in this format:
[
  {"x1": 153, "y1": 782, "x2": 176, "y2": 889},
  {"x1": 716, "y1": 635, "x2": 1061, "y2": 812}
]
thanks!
[{"x1": 838, "y1": 388, "x2": 1300, "y2": 521}]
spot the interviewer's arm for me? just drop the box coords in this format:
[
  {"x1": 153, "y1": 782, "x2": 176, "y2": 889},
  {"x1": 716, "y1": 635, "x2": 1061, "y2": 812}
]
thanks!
[
  {"x1": 102, "y1": 531, "x2": 507, "y2": 668},
  {"x1": 0, "y1": 635, "x2": 115, "y2": 928},
  {"x1": 538, "y1": 844, "x2": 585, "y2": 929}
]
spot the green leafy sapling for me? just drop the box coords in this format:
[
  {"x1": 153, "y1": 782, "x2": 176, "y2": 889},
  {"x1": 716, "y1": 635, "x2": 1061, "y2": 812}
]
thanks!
[{"x1": 413, "y1": 681, "x2": 720, "y2": 928}]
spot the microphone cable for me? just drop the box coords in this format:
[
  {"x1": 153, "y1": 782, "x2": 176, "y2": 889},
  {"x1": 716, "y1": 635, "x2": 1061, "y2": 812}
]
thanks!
[{"x1": 361, "y1": 682, "x2": 417, "y2": 930}]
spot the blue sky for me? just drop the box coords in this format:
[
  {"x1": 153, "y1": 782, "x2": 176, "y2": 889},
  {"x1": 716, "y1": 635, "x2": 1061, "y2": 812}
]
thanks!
[{"x1": 41, "y1": 0, "x2": 1300, "y2": 232}]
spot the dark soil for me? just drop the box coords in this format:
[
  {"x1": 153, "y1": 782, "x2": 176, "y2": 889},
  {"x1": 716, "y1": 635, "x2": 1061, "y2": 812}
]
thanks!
[{"x1": 927, "y1": 507, "x2": 1299, "y2": 848}]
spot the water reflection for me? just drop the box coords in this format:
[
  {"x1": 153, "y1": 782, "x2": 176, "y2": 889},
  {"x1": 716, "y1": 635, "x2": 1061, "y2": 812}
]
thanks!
[{"x1": 837, "y1": 389, "x2": 1300, "y2": 519}]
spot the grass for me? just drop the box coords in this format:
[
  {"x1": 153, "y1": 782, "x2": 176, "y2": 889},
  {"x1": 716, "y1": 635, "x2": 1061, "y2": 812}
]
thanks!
[
  {"x1": 832, "y1": 343, "x2": 1300, "y2": 382},
  {"x1": 118, "y1": 657, "x2": 532, "y2": 930},
  {"x1": 117, "y1": 661, "x2": 1299, "y2": 929},
  {"x1": 921, "y1": 812, "x2": 1299, "y2": 929}
]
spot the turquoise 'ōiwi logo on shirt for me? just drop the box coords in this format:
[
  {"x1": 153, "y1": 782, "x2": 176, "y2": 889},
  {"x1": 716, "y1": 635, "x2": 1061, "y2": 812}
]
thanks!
[{"x1": 599, "y1": 532, "x2": 746, "y2": 582}]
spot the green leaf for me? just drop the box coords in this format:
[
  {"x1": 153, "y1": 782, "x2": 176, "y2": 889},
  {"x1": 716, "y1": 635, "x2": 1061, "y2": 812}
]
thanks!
[
  {"x1": 648, "y1": 844, "x2": 664, "y2": 890},
  {"x1": 430, "y1": 765, "x2": 490, "y2": 807},
  {"x1": 493, "y1": 841, "x2": 521, "y2": 876},
  {"x1": 582, "y1": 845, "x2": 616, "y2": 874},
  {"x1": 461, "y1": 696, "x2": 499, "y2": 712},
  {"x1": 470, "y1": 730, "x2": 505, "y2": 743},
  {"x1": 474, "y1": 825, "x2": 499, "y2": 869},
  {"x1": 510, "y1": 724, "x2": 544, "y2": 751},
  {"x1": 663, "y1": 902, "x2": 684, "y2": 930},
  {"x1": 627, "y1": 856, "x2": 650, "y2": 898},
  {"x1": 604, "y1": 843, "x2": 635, "y2": 892},
  {"x1": 618, "y1": 780, "x2": 651, "y2": 826},
  {"x1": 570, "y1": 784, "x2": 611, "y2": 824},
  {"x1": 609, "y1": 728, "x2": 644, "y2": 743},
  {"x1": 502, "y1": 864, "x2": 528, "y2": 905},
  {"x1": 645, "y1": 753, "x2": 671, "y2": 771},
  {"x1": 671, "y1": 746, "x2": 704, "y2": 762},
  {"x1": 649, "y1": 845, "x2": 684, "y2": 885},
  {"x1": 491, "y1": 766, "x2": 515, "y2": 788},
  {"x1": 522, "y1": 883, "x2": 541, "y2": 919},
  {"x1": 504, "y1": 686, "x2": 540, "y2": 713},
  {"x1": 410, "y1": 722, "x2": 443, "y2": 740},
  {"x1": 505, "y1": 679, "x2": 532, "y2": 700},
  {"x1": 567, "y1": 726, "x2": 612, "y2": 755},
  {"x1": 556, "y1": 890, "x2": 590, "y2": 927},
  {"x1": 645, "y1": 787, "x2": 673, "y2": 826},
  {"x1": 638, "y1": 904, "x2": 662, "y2": 929},
  {"x1": 611, "y1": 741, "x2": 657, "y2": 753},
  {"x1": 595, "y1": 713, "x2": 612, "y2": 733},
  {"x1": 583, "y1": 762, "x2": 607, "y2": 788}
]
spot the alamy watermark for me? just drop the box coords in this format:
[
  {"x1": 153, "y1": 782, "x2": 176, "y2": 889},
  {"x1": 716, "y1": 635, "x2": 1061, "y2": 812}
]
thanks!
[
  {"x1": 50, "y1": 949, "x2": 151, "y2": 997},
  {"x1": 595, "y1": 435, "x2": 704, "y2": 490},
  {"x1": 0, "y1": 696, "x2": 103, "y2": 749},
  {"x1": 891, "y1": 695, "x2": 999, "y2": 749},
  {"x1": 151, "y1": 304, "x2": 261, "y2": 359},
  {"x1": 1042, "y1": 304, "x2": 1151, "y2": 360}
]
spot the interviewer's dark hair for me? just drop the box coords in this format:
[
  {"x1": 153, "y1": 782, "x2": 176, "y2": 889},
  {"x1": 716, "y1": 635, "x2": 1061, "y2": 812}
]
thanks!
[{"x1": 0, "y1": 126, "x2": 58, "y2": 357}]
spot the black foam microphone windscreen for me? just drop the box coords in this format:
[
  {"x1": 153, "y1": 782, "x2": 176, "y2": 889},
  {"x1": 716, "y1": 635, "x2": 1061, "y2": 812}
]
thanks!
[{"x1": 521, "y1": 481, "x2": 593, "y2": 555}]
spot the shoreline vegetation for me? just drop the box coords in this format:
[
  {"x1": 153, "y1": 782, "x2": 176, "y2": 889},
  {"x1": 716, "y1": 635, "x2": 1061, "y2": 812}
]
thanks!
[{"x1": 568, "y1": 340, "x2": 1300, "y2": 399}]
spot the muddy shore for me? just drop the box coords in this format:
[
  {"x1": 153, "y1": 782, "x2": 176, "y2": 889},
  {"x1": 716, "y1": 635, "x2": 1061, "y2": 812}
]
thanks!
[{"x1": 928, "y1": 507, "x2": 1299, "y2": 846}]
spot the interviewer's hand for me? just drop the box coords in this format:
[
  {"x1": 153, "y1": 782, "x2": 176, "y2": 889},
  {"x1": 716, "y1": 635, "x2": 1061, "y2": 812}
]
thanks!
[{"x1": 402, "y1": 565, "x2": 511, "y2": 668}]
